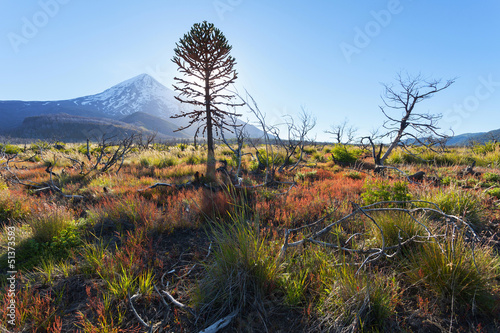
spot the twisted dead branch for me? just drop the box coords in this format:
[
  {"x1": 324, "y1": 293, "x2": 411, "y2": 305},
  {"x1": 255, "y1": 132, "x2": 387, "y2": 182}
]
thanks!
[{"x1": 279, "y1": 200, "x2": 480, "y2": 273}]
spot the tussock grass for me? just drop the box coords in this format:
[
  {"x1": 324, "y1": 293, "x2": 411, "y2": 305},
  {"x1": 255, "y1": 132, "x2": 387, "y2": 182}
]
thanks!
[
  {"x1": 194, "y1": 215, "x2": 280, "y2": 325},
  {"x1": 27, "y1": 204, "x2": 74, "y2": 244},
  {"x1": 406, "y1": 235, "x2": 500, "y2": 315},
  {"x1": 0, "y1": 188, "x2": 31, "y2": 222},
  {"x1": 418, "y1": 186, "x2": 484, "y2": 225},
  {"x1": 317, "y1": 264, "x2": 398, "y2": 332},
  {"x1": 367, "y1": 211, "x2": 428, "y2": 249}
]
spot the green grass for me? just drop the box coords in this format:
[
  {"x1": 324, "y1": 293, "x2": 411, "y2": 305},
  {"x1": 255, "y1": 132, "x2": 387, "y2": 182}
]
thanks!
[
  {"x1": 367, "y1": 211, "x2": 427, "y2": 249},
  {"x1": 406, "y1": 235, "x2": 500, "y2": 315},
  {"x1": 27, "y1": 205, "x2": 74, "y2": 244},
  {"x1": 419, "y1": 186, "x2": 483, "y2": 225},
  {"x1": 318, "y1": 264, "x2": 398, "y2": 332},
  {"x1": 194, "y1": 215, "x2": 280, "y2": 325},
  {"x1": 100, "y1": 264, "x2": 138, "y2": 299},
  {"x1": 362, "y1": 179, "x2": 412, "y2": 206}
]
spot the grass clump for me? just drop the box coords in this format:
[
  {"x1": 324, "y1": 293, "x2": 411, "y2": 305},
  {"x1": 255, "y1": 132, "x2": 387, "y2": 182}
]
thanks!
[
  {"x1": 194, "y1": 216, "x2": 280, "y2": 326},
  {"x1": 367, "y1": 212, "x2": 427, "y2": 249},
  {"x1": 420, "y1": 186, "x2": 483, "y2": 224},
  {"x1": 27, "y1": 205, "x2": 74, "y2": 244},
  {"x1": 406, "y1": 235, "x2": 500, "y2": 316},
  {"x1": 317, "y1": 264, "x2": 398, "y2": 332},
  {"x1": 279, "y1": 247, "x2": 337, "y2": 307}
]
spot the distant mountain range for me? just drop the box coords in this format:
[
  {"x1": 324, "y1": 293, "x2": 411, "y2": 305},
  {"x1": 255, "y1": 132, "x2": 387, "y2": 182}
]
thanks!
[
  {"x1": 445, "y1": 129, "x2": 500, "y2": 146},
  {"x1": 0, "y1": 74, "x2": 263, "y2": 142}
]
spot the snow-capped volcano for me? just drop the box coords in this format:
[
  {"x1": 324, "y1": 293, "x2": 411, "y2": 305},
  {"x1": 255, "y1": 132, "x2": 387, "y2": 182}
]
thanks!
[
  {"x1": 0, "y1": 73, "x2": 264, "y2": 140},
  {"x1": 72, "y1": 73, "x2": 183, "y2": 119}
]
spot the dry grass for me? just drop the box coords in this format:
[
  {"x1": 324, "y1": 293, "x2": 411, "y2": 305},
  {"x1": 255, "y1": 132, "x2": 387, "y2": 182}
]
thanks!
[{"x1": 0, "y1": 142, "x2": 498, "y2": 332}]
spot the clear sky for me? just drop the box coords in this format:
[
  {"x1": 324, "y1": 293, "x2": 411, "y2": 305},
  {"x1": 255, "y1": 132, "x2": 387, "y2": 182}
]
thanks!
[{"x1": 0, "y1": 0, "x2": 499, "y2": 141}]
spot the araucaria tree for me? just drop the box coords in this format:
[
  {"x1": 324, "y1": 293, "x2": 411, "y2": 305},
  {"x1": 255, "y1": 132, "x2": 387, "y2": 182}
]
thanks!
[{"x1": 171, "y1": 21, "x2": 242, "y2": 181}]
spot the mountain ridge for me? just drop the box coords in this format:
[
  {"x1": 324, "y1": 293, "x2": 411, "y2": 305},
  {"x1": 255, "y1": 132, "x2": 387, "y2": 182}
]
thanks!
[{"x1": 0, "y1": 74, "x2": 263, "y2": 141}]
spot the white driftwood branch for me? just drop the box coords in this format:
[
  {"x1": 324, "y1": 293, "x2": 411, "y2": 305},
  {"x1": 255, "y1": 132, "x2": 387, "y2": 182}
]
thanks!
[{"x1": 198, "y1": 310, "x2": 239, "y2": 333}]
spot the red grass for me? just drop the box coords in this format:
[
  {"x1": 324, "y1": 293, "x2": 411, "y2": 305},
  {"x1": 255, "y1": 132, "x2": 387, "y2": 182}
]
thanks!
[
  {"x1": 256, "y1": 173, "x2": 364, "y2": 228},
  {"x1": 0, "y1": 281, "x2": 61, "y2": 332}
]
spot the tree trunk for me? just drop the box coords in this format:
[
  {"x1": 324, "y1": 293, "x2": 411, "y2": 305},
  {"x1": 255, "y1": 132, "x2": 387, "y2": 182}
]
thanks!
[
  {"x1": 205, "y1": 74, "x2": 216, "y2": 181},
  {"x1": 379, "y1": 116, "x2": 409, "y2": 165}
]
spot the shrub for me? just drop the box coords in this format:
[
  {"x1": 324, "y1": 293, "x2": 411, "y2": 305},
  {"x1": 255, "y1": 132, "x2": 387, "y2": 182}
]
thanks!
[
  {"x1": 46, "y1": 224, "x2": 81, "y2": 259},
  {"x1": 330, "y1": 144, "x2": 363, "y2": 164},
  {"x1": 486, "y1": 187, "x2": 500, "y2": 199},
  {"x1": 483, "y1": 172, "x2": 500, "y2": 183},
  {"x1": 361, "y1": 179, "x2": 412, "y2": 206},
  {"x1": 0, "y1": 144, "x2": 21, "y2": 155},
  {"x1": 77, "y1": 144, "x2": 89, "y2": 155},
  {"x1": 256, "y1": 148, "x2": 285, "y2": 167},
  {"x1": 0, "y1": 190, "x2": 31, "y2": 222},
  {"x1": 440, "y1": 176, "x2": 452, "y2": 186}
]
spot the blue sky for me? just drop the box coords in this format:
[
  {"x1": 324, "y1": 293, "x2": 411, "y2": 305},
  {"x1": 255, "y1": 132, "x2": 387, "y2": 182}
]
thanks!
[{"x1": 0, "y1": 0, "x2": 499, "y2": 141}]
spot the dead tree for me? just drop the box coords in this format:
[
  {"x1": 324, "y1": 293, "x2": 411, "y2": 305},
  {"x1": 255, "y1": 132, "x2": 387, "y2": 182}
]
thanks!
[
  {"x1": 219, "y1": 112, "x2": 251, "y2": 183},
  {"x1": 136, "y1": 131, "x2": 157, "y2": 150},
  {"x1": 326, "y1": 118, "x2": 358, "y2": 145},
  {"x1": 239, "y1": 92, "x2": 277, "y2": 183},
  {"x1": 270, "y1": 108, "x2": 316, "y2": 173},
  {"x1": 83, "y1": 134, "x2": 136, "y2": 177},
  {"x1": 363, "y1": 72, "x2": 455, "y2": 167}
]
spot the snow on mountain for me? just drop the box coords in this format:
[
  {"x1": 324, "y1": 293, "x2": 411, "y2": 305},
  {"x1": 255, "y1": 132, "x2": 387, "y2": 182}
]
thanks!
[
  {"x1": 72, "y1": 74, "x2": 184, "y2": 119},
  {"x1": 0, "y1": 73, "x2": 265, "y2": 140}
]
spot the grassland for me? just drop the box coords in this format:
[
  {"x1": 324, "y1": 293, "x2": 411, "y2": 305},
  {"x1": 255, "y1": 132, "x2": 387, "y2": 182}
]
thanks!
[{"x1": 0, "y1": 140, "x2": 499, "y2": 332}]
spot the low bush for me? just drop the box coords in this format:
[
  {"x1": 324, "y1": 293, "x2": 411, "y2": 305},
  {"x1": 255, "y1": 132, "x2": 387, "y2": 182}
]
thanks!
[
  {"x1": 486, "y1": 187, "x2": 500, "y2": 199},
  {"x1": 0, "y1": 144, "x2": 21, "y2": 155},
  {"x1": 361, "y1": 179, "x2": 412, "y2": 206},
  {"x1": 330, "y1": 144, "x2": 363, "y2": 164},
  {"x1": 483, "y1": 172, "x2": 500, "y2": 183},
  {"x1": 0, "y1": 190, "x2": 31, "y2": 222}
]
